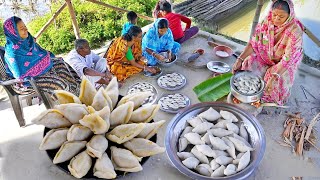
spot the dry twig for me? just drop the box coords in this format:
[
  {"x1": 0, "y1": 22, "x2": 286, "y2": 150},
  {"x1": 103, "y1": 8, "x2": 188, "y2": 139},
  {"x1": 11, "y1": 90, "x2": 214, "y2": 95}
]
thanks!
[
  {"x1": 305, "y1": 113, "x2": 320, "y2": 140},
  {"x1": 296, "y1": 127, "x2": 306, "y2": 156}
]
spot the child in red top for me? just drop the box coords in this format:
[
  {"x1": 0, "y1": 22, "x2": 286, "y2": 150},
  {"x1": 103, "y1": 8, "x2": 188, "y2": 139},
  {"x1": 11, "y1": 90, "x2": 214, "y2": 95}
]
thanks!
[{"x1": 160, "y1": 2, "x2": 199, "y2": 44}]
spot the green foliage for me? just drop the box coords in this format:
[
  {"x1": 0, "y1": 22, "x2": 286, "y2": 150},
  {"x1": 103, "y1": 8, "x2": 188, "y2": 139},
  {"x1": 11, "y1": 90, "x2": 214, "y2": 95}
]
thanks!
[
  {"x1": 28, "y1": 0, "x2": 157, "y2": 54},
  {"x1": 0, "y1": 21, "x2": 5, "y2": 47}
]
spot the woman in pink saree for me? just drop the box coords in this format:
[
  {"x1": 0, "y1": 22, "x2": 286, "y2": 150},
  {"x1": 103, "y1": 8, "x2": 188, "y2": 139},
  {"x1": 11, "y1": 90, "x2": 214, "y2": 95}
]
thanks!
[{"x1": 232, "y1": 0, "x2": 303, "y2": 105}]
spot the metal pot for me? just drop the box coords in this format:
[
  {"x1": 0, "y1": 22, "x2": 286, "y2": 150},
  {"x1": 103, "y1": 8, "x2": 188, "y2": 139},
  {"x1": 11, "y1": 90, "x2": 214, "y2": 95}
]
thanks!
[
  {"x1": 165, "y1": 102, "x2": 266, "y2": 180},
  {"x1": 157, "y1": 52, "x2": 178, "y2": 67},
  {"x1": 230, "y1": 71, "x2": 265, "y2": 103}
]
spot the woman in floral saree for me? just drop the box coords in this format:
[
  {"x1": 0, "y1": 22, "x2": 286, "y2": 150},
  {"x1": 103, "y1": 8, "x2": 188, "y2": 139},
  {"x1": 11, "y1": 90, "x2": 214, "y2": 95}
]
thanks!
[
  {"x1": 232, "y1": 0, "x2": 303, "y2": 105},
  {"x1": 106, "y1": 26, "x2": 156, "y2": 81}
]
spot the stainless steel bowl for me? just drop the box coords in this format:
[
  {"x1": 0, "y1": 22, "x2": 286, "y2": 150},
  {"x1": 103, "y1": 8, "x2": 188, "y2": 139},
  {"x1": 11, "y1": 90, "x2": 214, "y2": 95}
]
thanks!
[
  {"x1": 230, "y1": 71, "x2": 265, "y2": 103},
  {"x1": 157, "y1": 52, "x2": 178, "y2": 67},
  {"x1": 165, "y1": 102, "x2": 266, "y2": 180}
]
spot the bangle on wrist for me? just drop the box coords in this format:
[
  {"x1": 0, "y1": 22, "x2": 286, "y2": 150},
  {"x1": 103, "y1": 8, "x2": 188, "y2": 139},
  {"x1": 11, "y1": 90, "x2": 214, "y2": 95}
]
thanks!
[
  {"x1": 151, "y1": 52, "x2": 155, "y2": 57},
  {"x1": 237, "y1": 57, "x2": 244, "y2": 62}
]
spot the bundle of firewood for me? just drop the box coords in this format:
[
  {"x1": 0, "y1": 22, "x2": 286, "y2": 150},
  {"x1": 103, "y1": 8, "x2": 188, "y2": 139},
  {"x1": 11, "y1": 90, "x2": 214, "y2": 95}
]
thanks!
[{"x1": 280, "y1": 112, "x2": 320, "y2": 155}]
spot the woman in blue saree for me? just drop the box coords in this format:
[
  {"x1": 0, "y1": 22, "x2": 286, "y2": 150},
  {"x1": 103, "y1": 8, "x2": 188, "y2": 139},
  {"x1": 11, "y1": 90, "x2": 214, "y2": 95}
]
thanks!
[
  {"x1": 142, "y1": 18, "x2": 180, "y2": 66},
  {"x1": 3, "y1": 16, "x2": 80, "y2": 95}
]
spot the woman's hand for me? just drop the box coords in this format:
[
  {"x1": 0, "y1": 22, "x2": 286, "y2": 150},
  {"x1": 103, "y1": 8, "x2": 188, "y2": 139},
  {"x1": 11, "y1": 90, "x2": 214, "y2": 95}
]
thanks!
[
  {"x1": 264, "y1": 79, "x2": 273, "y2": 95},
  {"x1": 145, "y1": 66, "x2": 157, "y2": 74},
  {"x1": 104, "y1": 71, "x2": 112, "y2": 80},
  {"x1": 264, "y1": 74, "x2": 280, "y2": 95},
  {"x1": 167, "y1": 51, "x2": 172, "y2": 60},
  {"x1": 154, "y1": 53, "x2": 165, "y2": 61},
  {"x1": 232, "y1": 58, "x2": 243, "y2": 74}
]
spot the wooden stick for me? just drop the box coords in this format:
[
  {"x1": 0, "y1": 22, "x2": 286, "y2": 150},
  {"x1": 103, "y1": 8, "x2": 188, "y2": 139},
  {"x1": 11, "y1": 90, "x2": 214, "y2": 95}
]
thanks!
[
  {"x1": 296, "y1": 127, "x2": 306, "y2": 156},
  {"x1": 305, "y1": 113, "x2": 320, "y2": 140},
  {"x1": 35, "y1": 2, "x2": 67, "y2": 40},
  {"x1": 66, "y1": 0, "x2": 81, "y2": 39},
  {"x1": 304, "y1": 26, "x2": 320, "y2": 47},
  {"x1": 250, "y1": 0, "x2": 264, "y2": 37},
  {"x1": 85, "y1": 0, "x2": 153, "y2": 21},
  {"x1": 289, "y1": 120, "x2": 296, "y2": 141}
]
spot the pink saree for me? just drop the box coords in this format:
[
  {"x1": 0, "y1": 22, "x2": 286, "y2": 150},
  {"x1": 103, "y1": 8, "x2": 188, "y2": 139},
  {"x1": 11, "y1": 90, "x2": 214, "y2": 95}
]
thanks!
[{"x1": 241, "y1": 0, "x2": 303, "y2": 105}]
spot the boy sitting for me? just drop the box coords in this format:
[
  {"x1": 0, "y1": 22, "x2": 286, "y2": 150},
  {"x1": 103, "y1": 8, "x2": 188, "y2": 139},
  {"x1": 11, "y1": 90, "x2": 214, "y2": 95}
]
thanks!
[
  {"x1": 121, "y1": 11, "x2": 138, "y2": 35},
  {"x1": 160, "y1": 2, "x2": 199, "y2": 44}
]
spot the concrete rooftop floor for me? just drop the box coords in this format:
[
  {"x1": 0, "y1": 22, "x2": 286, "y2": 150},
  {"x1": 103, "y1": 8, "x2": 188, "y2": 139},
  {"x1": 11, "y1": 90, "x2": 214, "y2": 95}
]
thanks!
[{"x1": 0, "y1": 31, "x2": 319, "y2": 180}]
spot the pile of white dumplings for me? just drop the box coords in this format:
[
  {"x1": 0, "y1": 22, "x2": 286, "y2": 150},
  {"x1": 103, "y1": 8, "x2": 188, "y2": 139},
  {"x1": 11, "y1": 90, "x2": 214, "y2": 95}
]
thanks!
[
  {"x1": 158, "y1": 73, "x2": 185, "y2": 88},
  {"x1": 177, "y1": 107, "x2": 253, "y2": 177},
  {"x1": 233, "y1": 74, "x2": 262, "y2": 95},
  {"x1": 32, "y1": 77, "x2": 165, "y2": 179},
  {"x1": 159, "y1": 93, "x2": 188, "y2": 111}
]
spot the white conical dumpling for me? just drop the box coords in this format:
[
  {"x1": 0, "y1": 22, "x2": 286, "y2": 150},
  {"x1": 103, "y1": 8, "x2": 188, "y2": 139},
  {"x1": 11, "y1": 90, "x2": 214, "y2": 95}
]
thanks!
[
  {"x1": 31, "y1": 109, "x2": 72, "y2": 128},
  {"x1": 92, "y1": 88, "x2": 113, "y2": 111},
  {"x1": 106, "y1": 123, "x2": 145, "y2": 144},
  {"x1": 53, "y1": 141, "x2": 87, "y2": 164},
  {"x1": 79, "y1": 76, "x2": 97, "y2": 106},
  {"x1": 220, "y1": 110, "x2": 238, "y2": 122},
  {"x1": 224, "y1": 164, "x2": 237, "y2": 176},
  {"x1": 237, "y1": 151, "x2": 251, "y2": 171},
  {"x1": 191, "y1": 146, "x2": 209, "y2": 164},
  {"x1": 117, "y1": 91, "x2": 152, "y2": 110},
  {"x1": 129, "y1": 104, "x2": 160, "y2": 123},
  {"x1": 137, "y1": 120, "x2": 165, "y2": 139},
  {"x1": 123, "y1": 138, "x2": 165, "y2": 157},
  {"x1": 67, "y1": 124, "x2": 93, "y2": 141},
  {"x1": 228, "y1": 137, "x2": 253, "y2": 153},
  {"x1": 86, "y1": 135, "x2": 108, "y2": 159},
  {"x1": 110, "y1": 146, "x2": 143, "y2": 172},
  {"x1": 55, "y1": 103, "x2": 89, "y2": 124},
  {"x1": 104, "y1": 77, "x2": 119, "y2": 109},
  {"x1": 39, "y1": 128, "x2": 68, "y2": 150},
  {"x1": 54, "y1": 90, "x2": 81, "y2": 104},
  {"x1": 182, "y1": 157, "x2": 200, "y2": 169},
  {"x1": 239, "y1": 124, "x2": 249, "y2": 141},
  {"x1": 211, "y1": 165, "x2": 225, "y2": 177},
  {"x1": 94, "y1": 106, "x2": 111, "y2": 129},
  {"x1": 93, "y1": 153, "x2": 117, "y2": 179},
  {"x1": 197, "y1": 107, "x2": 221, "y2": 121},
  {"x1": 207, "y1": 128, "x2": 233, "y2": 137},
  {"x1": 68, "y1": 151, "x2": 92, "y2": 178},
  {"x1": 221, "y1": 137, "x2": 236, "y2": 159},
  {"x1": 79, "y1": 113, "x2": 109, "y2": 134},
  {"x1": 110, "y1": 101, "x2": 134, "y2": 128},
  {"x1": 209, "y1": 135, "x2": 230, "y2": 151}
]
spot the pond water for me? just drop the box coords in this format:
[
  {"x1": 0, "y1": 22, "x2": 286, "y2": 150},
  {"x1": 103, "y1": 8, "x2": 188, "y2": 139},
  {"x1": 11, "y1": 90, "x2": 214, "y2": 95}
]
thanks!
[
  {"x1": 0, "y1": 0, "x2": 50, "y2": 23},
  {"x1": 217, "y1": 0, "x2": 320, "y2": 61}
]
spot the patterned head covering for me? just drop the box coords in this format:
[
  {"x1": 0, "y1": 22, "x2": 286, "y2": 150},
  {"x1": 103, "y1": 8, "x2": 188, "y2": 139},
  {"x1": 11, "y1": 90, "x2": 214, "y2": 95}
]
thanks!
[
  {"x1": 250, "y1": 0, "x2": 303, "y2": 82},
  {"x1": 3, "y1": 16, "x2": 52, "y2": 79}
]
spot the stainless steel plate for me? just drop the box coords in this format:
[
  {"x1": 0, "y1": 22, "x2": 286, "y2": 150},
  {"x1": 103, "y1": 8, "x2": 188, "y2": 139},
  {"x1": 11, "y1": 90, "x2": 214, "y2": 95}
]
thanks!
[
  {"x1": 207, "y1": 61, "x2": 231, "y2": 73},
  {"x1": 127, "y1": 82, "x2": 158, "y2": 106},
  {"x1": 158, "y1": 93, "x2": 191, "y2": 113},
  {"x1": 165, "y1": 102, "x2": 266, "y2": 180},
  {"x1": 157, "y1": 72, "x2": 187, "y2": 91}
]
